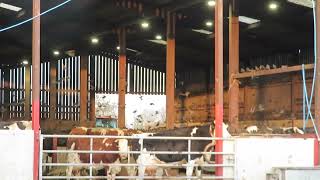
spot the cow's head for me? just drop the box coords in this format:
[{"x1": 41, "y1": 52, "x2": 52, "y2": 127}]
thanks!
[
  {"x1": 209, "y1": 121, "x2": 231, "y2": 138},
  {"x1": 117, "y1": 139, "x2": 129, "y2": 160}
]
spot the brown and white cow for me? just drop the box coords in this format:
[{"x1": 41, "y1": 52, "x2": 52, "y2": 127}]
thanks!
[{"x1": 66, "y1": 127, "x2": 141, "y2": 179}]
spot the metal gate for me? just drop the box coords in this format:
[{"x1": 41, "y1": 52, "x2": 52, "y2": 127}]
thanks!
[{"x1": 40, "y1": 134, "x2": 236, "y2": 179}]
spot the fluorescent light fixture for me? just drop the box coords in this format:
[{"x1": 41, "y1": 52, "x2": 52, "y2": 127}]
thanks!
[
  {"x1": 269, "y1": 2, "x2": 278, "y2": 10},
  {"x1": 91, "y1": 37, "x2": 99, "y2": 44},
  {"x1": 206, "y1": 21, "x2": 213, "y2": 27},
  {"x1": 239, "y1": 16, "x2": 260, "y2": 24},
  {"x1": 0, "y1": 3, "x2": 22, "y2": 12},
  {"x1": 155, "y1": 35, "x2": 162, "y2": 40},
  {"x1": 287, "y1": 0, "x2": 313, "y2": 8},
  {"x1": 148, "y1": 40, "x2": 167, "y2": 45},
  {"x1": 53, "y1": 50, "x2": 60, "y2": 56},
  {"x1": 22, "y1": 60, "x2": 28, "y2": 65},
  {"x1": 192, "y1": 29, "x2": 213, "y2": 35},
  {"x1": 207, "y1": 1, "x2": 216, "y2": 6},
  {"x1": 127, "y1": 48, "x2": 141, "y2": 54},
  {"x1": 141, "y1": 22, "x2": 149, "y2": 29}
]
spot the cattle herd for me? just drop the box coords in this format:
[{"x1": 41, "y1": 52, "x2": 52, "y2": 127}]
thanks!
[
  {"x1": 0, "y1": 120, "x2": 306, "y2": 179},
  {"x1": 63, "y1": 124, "x2": 228, "y2": 179}
]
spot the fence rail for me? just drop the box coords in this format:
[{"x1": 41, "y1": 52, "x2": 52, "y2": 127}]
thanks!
[{"x1": 40, "y1": 134, "x2": 236, "y2": 180}]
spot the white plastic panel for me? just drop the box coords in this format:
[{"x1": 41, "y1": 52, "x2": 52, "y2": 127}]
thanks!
[
  {"x1": 234, "y1": 137, "x2": 314, "y2": 180},
  {"x1": 0, "y1": 130, "x2": 34, "y2": 180}
]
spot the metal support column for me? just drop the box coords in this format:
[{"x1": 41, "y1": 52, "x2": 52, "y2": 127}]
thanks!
[
  {"x1": 25, "y1": 64, "x2": 31, "y2": 120},
  {"x1": 215, "y1": 0, "x2": 224, "y2": 177},
  {"x1": 32, "y1": 0, "x2": 41, "y2": 179},
  {"x1": 89, "y1": 57, "x2": 96, "y2": 124},
  {"x1": 80, "y1": 55, "x2": 88, "y2": 124},
  {"x1": 49, "y1": 59, "x2": 57, "y2": 121},
  {"x1": 228, "y1": 0, "x2": 239, "y2": 133},
  {"x1": 118, "y1": 27, "x2": 127, "y2": 129},
  {"x1": 166, "y1": 12, "x2": 176, "y2": 129},
  {"x1": 315, "y1": 0, "x2": 320, "y2": 133}
]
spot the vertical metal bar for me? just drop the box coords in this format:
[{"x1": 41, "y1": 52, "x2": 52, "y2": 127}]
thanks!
[
  {"x1": 215, "y1": 0, "x2": 224, "y2": 177},
  {"x1": 90, "y1": 137, "x2": 93, "y2": 178},
  {"x1": 315, "y1": 0, "x2": 320, "y2": 134},
  {"x1": 32, "y1": 0, "x2": 41, "y2": 179},
  {"x1": 118, "y1": 27, "x2": 127, "y2": 128},
  {"x1": 80, "y1": 56, "x2": 88, "y2": 124},
  {"x1": 139, "y1": 137, "x2": 144, "y2": 180},
  {"x1": 166, "y1": 11, "x2": 176, "y2": 129},
  {"x1": 187, "y1": 139, "x2": 191, "y2": 180},
  {"x1": 228, "y1": 0, "x2": 239, "y2": 133},
  {"x1": 39, "y1": 135, "x2": 43, "y2": 180}
]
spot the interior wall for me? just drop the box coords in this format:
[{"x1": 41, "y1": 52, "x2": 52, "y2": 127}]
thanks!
[{"x1": 175, "y1": 72, "x2": 315, "y2": 128}]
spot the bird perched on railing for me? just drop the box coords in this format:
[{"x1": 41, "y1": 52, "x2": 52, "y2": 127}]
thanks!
[{"x1": 266, "y1": 64, "x2": 271, "y2": 70}]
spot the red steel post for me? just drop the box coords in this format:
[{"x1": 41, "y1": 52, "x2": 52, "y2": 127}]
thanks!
[
  {"x1": 228, "y1": 0, "x2": 239, "y2": 133},
  {"x1": 166, "y1": 12, "x2": 176, "y2": 129},
  {"x1": 215, "y1": 0, "x2": 224, "y2": 177},
  {"x1": 32, "y1": 0, "x2": 41, "y2": 179},
  {"x1": 118, "y1": 27, "x2": 127, "y2": 129},
  {"x1": 315, "y1": 0, "x2": 320, "y2": 134}
]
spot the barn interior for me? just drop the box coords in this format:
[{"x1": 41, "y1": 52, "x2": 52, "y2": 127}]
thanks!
[{"x1": 0, "y1": 0, "x2": 320, "y2": 179}]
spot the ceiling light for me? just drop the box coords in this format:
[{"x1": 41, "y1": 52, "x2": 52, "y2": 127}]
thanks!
[
  {"x1": 287, "y1": 0, "x2": 313, "y2": 8},
  {"x1": 141, "y1": 22, "x2": 149, "y2": 29},
  {"x1": 22, "y1": 60, "x2": 28, "y2": 65},
  {"x1": 117, "y1": 46, "x2": 120, "y2": 50},
  {"x1": 207, "y1": 1, "x2": 216, "y2": 6},
  {"x1": 206, "y1": 21, "x2": 213, "y2": 27},
  {"x1": 127, "y1": 48, "x2": 139, "y2": 53},
  {"x1": 148, "y1": 40, "x2": 167, "y2": 45},
  {"x1": 192, "y1": 29, "x2": 213, "y2": 35},
  {"x1": 53, "y1": 50, "x2": 60, "y2": 56},
  {"x1": 269, "y1": 2, "x2": 278, "y2": 10},
  {"x1": 239, "y1": 16, "x2": 260, "y2": 24},
  {"x1": 0, "y1": 3, "x2": 22, "y2": 12},
  {"x1": 155, "y1": 35, "x2": 162, "y2": 40},
  {"x1": 91, "y1": 37, "x2": 99, "y2": 44}
]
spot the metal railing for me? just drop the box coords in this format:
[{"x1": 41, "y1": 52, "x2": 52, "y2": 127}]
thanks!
[{"x1": 40, "y1": 134, "x2": 236, "y2": 179}]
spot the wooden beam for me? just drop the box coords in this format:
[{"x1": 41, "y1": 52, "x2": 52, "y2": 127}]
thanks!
[
  {"x1": 166, "y1": 12, "x2": 176, "y2": 129},
  {"x1": 215, "y1": 0, "x2": 224, "y2": 177},
  {"x1": 234, "y1": 64, "x2": 314, "y2": 79},
  {"x1": 89, "y1": 56, "x2": 96, "y2": 124},
  {"x1": 49, "y1": 60, "x2": 57, "y2": 121},
  {"x1": 118, "y1": 28, "x2": 127, "y2": 129},
  {"x1": 80, "y1": 55, "x2": 88, "y2": 124},
  {"x1": 228, "y1": 0, "x2": 239, "y2": 133},
  {"x1": 25, "y1": 65, "x2": 31, "y2": 120}
]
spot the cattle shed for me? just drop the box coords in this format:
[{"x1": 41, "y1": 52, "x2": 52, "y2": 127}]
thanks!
[{"x1": 0, "y1": 0, "x2": 320, "y2": 179}]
